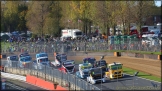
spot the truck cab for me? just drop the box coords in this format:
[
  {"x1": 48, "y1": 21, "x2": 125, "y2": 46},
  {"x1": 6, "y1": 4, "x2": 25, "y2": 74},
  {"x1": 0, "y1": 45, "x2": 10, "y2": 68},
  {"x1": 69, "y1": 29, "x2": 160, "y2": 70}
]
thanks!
[
  {"x1": 59, "y1": 60, "x2": 75, "y2": 74},
  {"x1": 105, "y1": 62, "x2": 123, "y2": 79},
  {"x1": 51, "y1": 53, "x2": 67, "y2": 67},
  {"x1": 94, "y1": 60, "x2": 107, "y2": 73},
  {"x1": 7, "y1": 55, "x2": 18, "y2": 67},
  {"x1": 83, "y1": 57, "x2": 96, "y2": 67},
  {"x1": 78, "y1": 63, "x2": 92, "y2": 79},
  {"x1": 19, "y1": 56, "x2": 32, "y2": 68},
  {"x1": 33, "y1": 52, "x2": 49, "y2": 69},
  {"x1": 33, "y1": 57, "x2": 50, "y2": 69},
  {"x1": 87, "y1": 68, "x2": 105, "y2": 84}
]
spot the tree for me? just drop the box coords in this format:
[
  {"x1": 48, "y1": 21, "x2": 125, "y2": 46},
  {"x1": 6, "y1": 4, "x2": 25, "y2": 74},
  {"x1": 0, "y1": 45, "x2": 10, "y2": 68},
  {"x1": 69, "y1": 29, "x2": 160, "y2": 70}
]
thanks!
[
  {"x1": 3, "y1": 1, "x2": 19, "y2": 33},
  {"x1": 25, "y1": 1, "x2": 52, "y2": 36}
]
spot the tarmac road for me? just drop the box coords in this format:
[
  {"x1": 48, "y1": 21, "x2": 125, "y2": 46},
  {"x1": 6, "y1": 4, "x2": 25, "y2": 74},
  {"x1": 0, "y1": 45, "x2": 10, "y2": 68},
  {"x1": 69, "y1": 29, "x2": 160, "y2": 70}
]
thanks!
[{"x1": 1, "y1": 77, "x2": 46, "y2": 90}]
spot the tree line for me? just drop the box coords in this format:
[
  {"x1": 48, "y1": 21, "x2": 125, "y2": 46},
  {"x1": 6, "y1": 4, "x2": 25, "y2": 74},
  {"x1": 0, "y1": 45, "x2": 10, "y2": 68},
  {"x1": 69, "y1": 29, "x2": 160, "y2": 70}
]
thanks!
[{"x1": 1, "y1": 1, "x2": 160, "y2": 37}]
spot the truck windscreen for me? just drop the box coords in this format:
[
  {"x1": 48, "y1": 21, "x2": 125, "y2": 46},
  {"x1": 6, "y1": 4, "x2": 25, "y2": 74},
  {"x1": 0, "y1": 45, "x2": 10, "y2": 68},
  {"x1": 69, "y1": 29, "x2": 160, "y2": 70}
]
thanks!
[
  {"x1": 75, "y1": 32, "x2": 82, "y2": 35},
  {"x1": 110, "y1": 65, "x2": 122, "y2": 70}
]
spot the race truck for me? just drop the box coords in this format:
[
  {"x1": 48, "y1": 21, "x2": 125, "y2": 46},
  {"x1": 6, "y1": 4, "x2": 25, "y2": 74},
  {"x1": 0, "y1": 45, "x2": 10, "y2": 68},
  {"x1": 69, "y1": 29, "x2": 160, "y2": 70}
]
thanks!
[
  {"x1": 51, "y1": 53, "x2": 67, "y2": 67},
  {"x1": 6, "y1": 55, "x2": 19, "y2": 67},
  {"x1": 83, "y1": 57, "x2": 96, "y2": 67},
  {"x1": 18, "y1": 52, "x2": 30, "y2": 60},
  {"x1": 87, "y1": 68, "x2": 105, "y2": 84},
  {"x1": 105, "y1": 62, "x2": 124, "y2": 79},
  {"x1": 33, "y1": 52, "x2": 50, "y2": 69},
  {"x1": 94, "y1": 59, "x2": 108, "y2": 73},
  {"x1": 76, "y1": 63, "x2": 92, "y2": 79},
  {"x1": 36, "y1": 52, "x2": 48, "y2": 58},
  {"x1": 19, "y1": 55, "x2": 32, "y2": 68},
  {"x1": 58, "y1": 60, "x2": 75, "y2": 74}
]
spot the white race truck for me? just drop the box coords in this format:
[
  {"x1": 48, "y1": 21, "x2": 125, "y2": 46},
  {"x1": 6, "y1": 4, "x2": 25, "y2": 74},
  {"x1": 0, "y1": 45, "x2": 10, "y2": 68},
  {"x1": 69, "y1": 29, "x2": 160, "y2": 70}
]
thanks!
[
  {"x1": 87, "y1": 68, "x2": 105, "y2": 84},
  {"x1": 78, "y1": 63, "x2": 92, "y2": 79},
  {"x1": 33, "y1": 53, "x2": 50, "y2": 69},
  {"x1": 61, "y1": 29, "x2": 83, "y2": 40}
]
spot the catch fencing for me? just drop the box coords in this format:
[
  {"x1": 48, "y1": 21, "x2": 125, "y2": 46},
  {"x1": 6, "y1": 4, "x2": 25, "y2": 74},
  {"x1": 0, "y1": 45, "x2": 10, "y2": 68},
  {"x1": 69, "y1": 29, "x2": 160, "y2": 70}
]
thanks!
[
  {"x1": 3, "y1": 61, "x2": 101, "y2": 90},
  {"x1": 1, "y1": 39, "x2": 161, "y2": 54}
]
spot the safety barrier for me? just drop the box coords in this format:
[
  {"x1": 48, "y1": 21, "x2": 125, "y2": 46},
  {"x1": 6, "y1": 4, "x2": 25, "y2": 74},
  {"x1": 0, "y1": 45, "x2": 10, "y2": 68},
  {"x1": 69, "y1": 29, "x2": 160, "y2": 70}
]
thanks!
[
  {"x1": 4, "y1": 62, "x2": 101, "y2": 90},
  {"x1": 26, "y1": 75, "x2": 67, "y2": 90}
]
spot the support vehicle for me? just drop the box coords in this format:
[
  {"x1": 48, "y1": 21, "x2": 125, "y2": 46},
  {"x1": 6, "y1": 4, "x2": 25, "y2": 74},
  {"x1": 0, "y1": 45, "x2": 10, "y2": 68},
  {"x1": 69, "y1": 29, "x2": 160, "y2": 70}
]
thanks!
[
  {"x1": 87, "y1": 68, "x2": 105, "y2": 84},
  {"x1": 33, "y1": 55, "x2": 50, "y2": 69},
  {"x1": 61, "y1": 29, "x2": 83, "y2": 40},
  {"x1": 58, "y1": 60, "x2": 75, "y2": 74},
  {"x1": 105, "y1": 62, "x2": 124, "y2": 79},
  {"x1": 76, "y1": 63, "x2": 92, "y2": 79},
  {"x1": 51, "y1": 53, "x2": 67, "y2": 67},
  {"x1": 83, "y1": 57, "x2": 96, "y2": 67}
]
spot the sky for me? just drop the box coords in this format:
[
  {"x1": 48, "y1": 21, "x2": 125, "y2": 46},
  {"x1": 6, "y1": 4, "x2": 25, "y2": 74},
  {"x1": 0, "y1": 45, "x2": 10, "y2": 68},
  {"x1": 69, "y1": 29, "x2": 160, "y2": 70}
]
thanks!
[{"x1": 155, "y1": 0, "x2": 161, "y2": 6}]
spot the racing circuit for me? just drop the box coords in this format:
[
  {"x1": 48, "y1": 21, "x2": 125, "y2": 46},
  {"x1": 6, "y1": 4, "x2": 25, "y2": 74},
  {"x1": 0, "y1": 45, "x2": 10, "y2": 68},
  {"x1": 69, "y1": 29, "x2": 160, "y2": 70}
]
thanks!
[{"x1": 1, "y1": 52, "x2": 161, "y2": 90}]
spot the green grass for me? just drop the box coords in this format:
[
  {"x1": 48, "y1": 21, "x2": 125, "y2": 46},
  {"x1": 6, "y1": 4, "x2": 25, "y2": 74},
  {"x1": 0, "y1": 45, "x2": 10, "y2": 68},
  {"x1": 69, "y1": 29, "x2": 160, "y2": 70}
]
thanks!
[
  {"x1": 1, "y1": 42, "x2": 11, "y2": 50},
  {"x1": 123, "y1": 67, "x2": 161, "y2": 82}
]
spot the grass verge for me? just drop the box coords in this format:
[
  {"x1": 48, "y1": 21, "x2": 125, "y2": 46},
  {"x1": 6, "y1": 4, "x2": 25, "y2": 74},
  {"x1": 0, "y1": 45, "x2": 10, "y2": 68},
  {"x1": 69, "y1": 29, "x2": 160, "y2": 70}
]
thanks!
[{"x1": 123, "y1": 67, "x2": 161, "y2": 82}]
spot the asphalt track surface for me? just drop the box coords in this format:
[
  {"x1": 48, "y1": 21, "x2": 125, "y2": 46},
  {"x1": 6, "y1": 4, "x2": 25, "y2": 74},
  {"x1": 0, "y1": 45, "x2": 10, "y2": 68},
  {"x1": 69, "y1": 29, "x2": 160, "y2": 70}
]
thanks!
[
  {"x1": 1, "y1": 54, "x2": 161, "y2": 90},
  {"x1": 1, "y1": 77, "x2": 46, "y2": 90}
]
